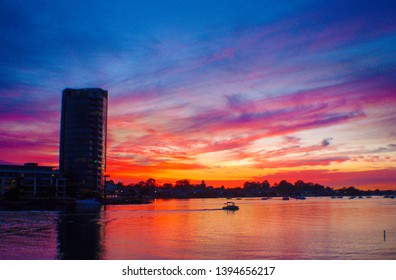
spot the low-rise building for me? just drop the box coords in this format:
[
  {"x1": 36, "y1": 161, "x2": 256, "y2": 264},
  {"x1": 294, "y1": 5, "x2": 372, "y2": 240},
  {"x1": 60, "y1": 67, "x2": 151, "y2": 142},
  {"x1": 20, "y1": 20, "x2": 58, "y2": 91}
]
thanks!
[{"x1": 0, "y1": 163, "x2": 67, "y2": 198}]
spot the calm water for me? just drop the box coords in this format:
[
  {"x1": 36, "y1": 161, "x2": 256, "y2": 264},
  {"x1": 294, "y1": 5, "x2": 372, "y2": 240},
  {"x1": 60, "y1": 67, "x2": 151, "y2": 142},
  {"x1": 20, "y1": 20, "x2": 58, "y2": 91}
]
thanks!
[{"x1": 0, "y1": 197, "x2": 395, "y2": 259}]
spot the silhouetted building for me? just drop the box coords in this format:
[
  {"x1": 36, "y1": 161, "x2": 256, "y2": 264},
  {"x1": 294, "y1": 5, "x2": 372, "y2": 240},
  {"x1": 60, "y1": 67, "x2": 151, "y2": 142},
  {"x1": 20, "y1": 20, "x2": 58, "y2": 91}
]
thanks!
[
  {"x1": 0, "y1": 163, "x2": 66, "y2": 197},
  {"x1": 60, "y1": 88, "x2": 108, "y2": 195}
]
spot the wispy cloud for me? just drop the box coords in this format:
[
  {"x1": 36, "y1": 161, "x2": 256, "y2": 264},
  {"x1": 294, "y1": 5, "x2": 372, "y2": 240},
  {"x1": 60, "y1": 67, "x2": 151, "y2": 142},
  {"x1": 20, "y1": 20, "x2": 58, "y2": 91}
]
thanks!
[{"x1": 1, "y1": 0, "x2": 396, "y2": 188}]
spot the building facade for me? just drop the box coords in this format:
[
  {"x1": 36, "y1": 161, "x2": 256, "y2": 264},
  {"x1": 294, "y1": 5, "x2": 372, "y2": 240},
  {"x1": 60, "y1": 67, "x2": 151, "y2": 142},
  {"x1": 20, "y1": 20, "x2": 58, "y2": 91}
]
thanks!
[
  {"x1": 60, "y1": 88, "x2": 108, "y2": 195},
  {"x1": 0, "y1": 163, "x2": 67, "y2": 197}
]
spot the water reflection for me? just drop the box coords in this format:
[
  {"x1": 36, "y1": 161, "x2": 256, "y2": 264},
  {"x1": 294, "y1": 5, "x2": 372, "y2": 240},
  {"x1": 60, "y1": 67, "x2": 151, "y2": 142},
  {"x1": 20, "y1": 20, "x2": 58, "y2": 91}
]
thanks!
[
  {"x1": 100, "y1": 198, "x2": 396, "y2": 259},
  {"x1": 0, "y1": 210, "x2": 58, "y2": 259},
  {"x1": 1, "y1": 197, "x2": 395, "y2": 259},
  {"x1": 56, "y1": 203, "x2": 103, "y2": 260}
]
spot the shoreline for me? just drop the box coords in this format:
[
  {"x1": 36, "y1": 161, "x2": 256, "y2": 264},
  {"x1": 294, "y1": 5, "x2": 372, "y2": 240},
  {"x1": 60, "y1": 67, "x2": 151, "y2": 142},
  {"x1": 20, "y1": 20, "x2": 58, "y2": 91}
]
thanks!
[{"x1": 1, "y1": 194, "x2": 394, "y2": 210}]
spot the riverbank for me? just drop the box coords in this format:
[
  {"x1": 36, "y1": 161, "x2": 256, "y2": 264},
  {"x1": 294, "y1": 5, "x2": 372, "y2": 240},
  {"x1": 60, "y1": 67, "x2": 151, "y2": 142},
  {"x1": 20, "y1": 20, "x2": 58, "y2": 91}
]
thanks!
[{"x1": 0, "y1": 195, "x2": 152, "y2": 210}]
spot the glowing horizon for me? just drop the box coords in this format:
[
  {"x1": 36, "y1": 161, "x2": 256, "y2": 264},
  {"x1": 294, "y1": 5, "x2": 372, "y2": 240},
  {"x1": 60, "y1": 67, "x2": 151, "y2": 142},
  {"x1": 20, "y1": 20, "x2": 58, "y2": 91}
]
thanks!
[{"x1": 1, "y1": 0, "x2": 396, "y2": 190}]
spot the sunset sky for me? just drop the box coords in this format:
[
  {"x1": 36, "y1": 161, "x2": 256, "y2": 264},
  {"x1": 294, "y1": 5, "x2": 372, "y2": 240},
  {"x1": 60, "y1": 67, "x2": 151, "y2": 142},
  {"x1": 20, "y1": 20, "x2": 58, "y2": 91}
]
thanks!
[{"x1": 1, "y1": 0, "x2": 396, "y2": 189}]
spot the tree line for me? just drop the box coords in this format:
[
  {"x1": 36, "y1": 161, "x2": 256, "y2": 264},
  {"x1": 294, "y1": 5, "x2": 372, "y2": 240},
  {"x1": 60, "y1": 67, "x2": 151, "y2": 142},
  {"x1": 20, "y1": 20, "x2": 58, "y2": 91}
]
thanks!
[{"x1": 104, "y1": 178, "x2": 393, "y2": 199}]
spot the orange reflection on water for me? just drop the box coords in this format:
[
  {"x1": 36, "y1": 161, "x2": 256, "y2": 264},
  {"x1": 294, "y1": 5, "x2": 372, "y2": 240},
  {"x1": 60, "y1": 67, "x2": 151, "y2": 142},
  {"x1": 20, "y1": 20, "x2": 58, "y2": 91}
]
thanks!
[{"x1": 101, "y1": 198, "x2": 396, "y2": 259}]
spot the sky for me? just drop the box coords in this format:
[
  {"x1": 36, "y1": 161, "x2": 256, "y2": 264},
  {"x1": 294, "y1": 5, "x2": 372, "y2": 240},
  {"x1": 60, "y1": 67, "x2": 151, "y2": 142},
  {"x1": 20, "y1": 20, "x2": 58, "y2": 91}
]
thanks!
[{"x1": 1, "y1": 0, "x2": 396, "y2": 190}]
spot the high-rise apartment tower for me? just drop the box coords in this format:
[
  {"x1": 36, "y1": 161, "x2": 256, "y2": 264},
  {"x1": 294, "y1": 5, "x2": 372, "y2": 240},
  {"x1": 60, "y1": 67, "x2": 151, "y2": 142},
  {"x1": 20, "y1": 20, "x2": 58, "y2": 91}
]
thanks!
[{"x1": 59, "y1": 88, "x2": 108, "y2": 195}]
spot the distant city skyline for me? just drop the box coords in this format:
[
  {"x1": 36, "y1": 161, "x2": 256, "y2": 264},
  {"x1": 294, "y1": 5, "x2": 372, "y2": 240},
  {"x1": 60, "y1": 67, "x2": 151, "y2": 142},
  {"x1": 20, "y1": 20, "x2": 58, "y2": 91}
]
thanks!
[{"x1": 1, "y1": 0, "x2": 396, "y2": 189}]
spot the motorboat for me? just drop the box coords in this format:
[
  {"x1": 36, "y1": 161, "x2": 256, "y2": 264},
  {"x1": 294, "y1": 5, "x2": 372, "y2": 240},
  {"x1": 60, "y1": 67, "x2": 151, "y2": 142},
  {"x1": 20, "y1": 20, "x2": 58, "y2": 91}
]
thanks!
[{"x1": 222, "y1": 201, "x2": 239, "y2": 211}]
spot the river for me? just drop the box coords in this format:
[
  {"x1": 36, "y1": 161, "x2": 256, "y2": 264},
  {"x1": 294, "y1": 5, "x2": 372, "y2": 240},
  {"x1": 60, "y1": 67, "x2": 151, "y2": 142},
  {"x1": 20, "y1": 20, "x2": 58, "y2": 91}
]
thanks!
[{"x1": 0, "y1": 197, "x2": 395, "y2": 259}]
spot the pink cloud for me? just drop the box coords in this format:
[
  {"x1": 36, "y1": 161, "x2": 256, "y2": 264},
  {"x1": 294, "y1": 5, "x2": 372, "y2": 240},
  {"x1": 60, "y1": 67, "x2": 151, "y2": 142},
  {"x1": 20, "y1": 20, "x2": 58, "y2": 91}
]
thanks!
[
  {"x1": 208, "y1": 47, "x2": 236, "y2": 62},
  {"x1": 254, "y1": 156, "x2": 350, "y2": 169}
]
